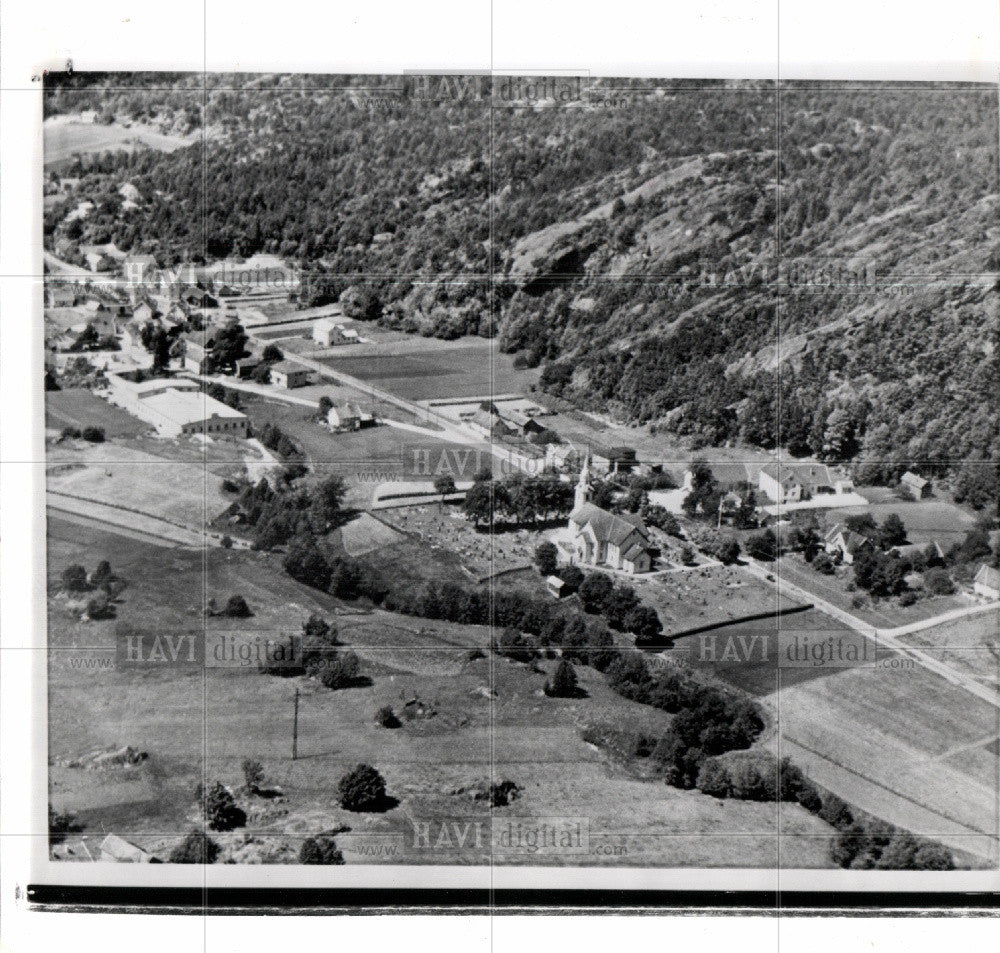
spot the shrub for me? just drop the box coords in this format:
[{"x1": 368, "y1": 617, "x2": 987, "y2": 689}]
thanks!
[
  {"x1": 338, "y1": 763, "x2": 387, "y2": 812},
  {"x1": 60, "y1": 426, "x2": 82, "y2": 440},
  {"x1": 91, "y1": 560, "x2": 113, "y2": 584},
  {"x1": 81, "y1": 426, "x2": 105, "y2": 443},
  {"x1": 221, "y1": 478, "x2": 240, "y2": 493},
  {"x1": 493, "y1": 627, "x2": 536, "y2": 663},
  {"x1": 169, "y1": 830, "x2": 220, "y2": 864},
  {"x1": 715, "y1": 536, "x2": 741, "y2": 565},
  {"x1": 696, "y1": 758, "x2": 731, "y2": 798},
  {"x1": 679, "y1": 545, "x2": 696, "y2": 565},
  {"x1": 299, "y1": 835, "x2": 345, "y2": 865},
  {"x1": 490, "y1": 779, "x2": 521, "y2": 807},
  {"x1": 316, "y1": 650, "x2": 362, "y2": 689},
  {"x1": 220, "y1": 535, "x2": 233, "y2": 549},
  {"x1": 61, "y1": 565, "x2": 90, "y2": 591},
  {"x1": 559, "y1": 565, "x2": 585, "y2": 591},
  {"x1": 225, "y1": 594, "x2": 252, "y2": 618},
  {"x1": 812, "y1": 552, "x2": 835, "y2": 574},
  {"x1": 898, "y1": 590, "x2": 918, "y2": 606},
  {"x1": 818, "y1": 793, "x2": 854, "y2": 830},
  {"x1": 375, "y1": 705, "x2": 400, "y2": 728},
  {"x1": 578, "y1": 573, "x2": 614, "y2": 613},
  {"x1": 544, "y1": 658, "x2": 579, "y2": 697},
  {"x1": 923, "y1": 568, "x2": 955, "y2": 595}
]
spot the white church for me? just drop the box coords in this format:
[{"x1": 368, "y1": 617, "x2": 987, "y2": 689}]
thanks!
[{"x1": 567, "y1": 457, "x2": 652, "y2": 574}]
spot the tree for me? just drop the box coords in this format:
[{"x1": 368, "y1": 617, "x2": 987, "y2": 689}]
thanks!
[
  {"x1": 299, "y1": 835, "x2": 345, "y2": 865},
  {"x1": 878, "y1": 513, "x2": 907, "y2": 549},
  {"x1": 62, "y1": 565, "x2": 89, "y2": 591},
  {"x1": 199, "y1": 781, "x2": 246, "y2": 831},
  {"x1": 625, "y1": 604, "x2": 663, "y2": 641},
  {"x1": 316, "y1": 650, "x2": 362, "y2": 689},
  {"x1": 534, "y1": 541, "x2": 558, "y2": 576},
  {"x1": 261, "y1": 344, "x2": 283, "y2": 363},
  {"x1": 81, "y1": 426, "x2": 105, "y2": 443},
  {"x1": 242, "y1": 759, "x2": 264, "y2": 794},
  {"x1": 225, "y1": 594, "x2": 252, "y2": 618},
  {"x1": 462, "y1": 480, "x2": 494, "y2": 528},
  {"x1": 251, "y1": 363, "x2": 271, "y2": 384},
  {"x1": 590, "y1": 481, "x2": 616, "y2": 510},
  {"x1": 715, "y1": 536, "x2": 741, "y2": 565},
  {"x1": 433, "y1": 473, "x2": 456, "y2": 505},
  {"x1": 338, "y1": 763, "x2": 388, "y2": 812},
  {"x1": 375, "y1": 705, "x2": 400, "y2": 728},
  {"x1": 812, "y1": 552, "x2": 836, "y2": 574},
  {"x1": 746, "y1": 529, "x2": 778, "y2": 561},
  {"x1": 544, "y1": 658, "x2": 579, "y2": 697},
  {"x1": 559, "y1": 565, "x2": 585, "y2": 591},
  {"x1": 578, "y1": 573, "x2": 614, "y2": 613},
  {"x1": 318, "y1": 395, "x2": 333, "y2": 417},
  {"x1": 91, "y1": 560, "x2": 113, "y2": 585},
  {"x1": 169, "y1": 830, "x2": 220, "y2": 864}
]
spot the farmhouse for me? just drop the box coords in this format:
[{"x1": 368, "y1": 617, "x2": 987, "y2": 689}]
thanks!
[
  {"x1": 891, "y1": 541, "x2": 945, "y2": 563},
  {"x1": 823, "y1": 523, "x2": 873, "y2": 565},
  {"x1": 106, "y1": 372, "x2": 248, "y2": 438},
  {"x1": 469, "y1": 406, "x2": 514, "y2": 440},
  {"x1": 328, "y1": 401, "x2": 374, "y2": 430},
  {"x1": 568, "y1": 458, "x2": 651, "y2": 573},
  {"x1": 182, "y1": 338, "x2": 210, "y2": 374},
  {"x1": 758, "y1": 462, "x2": 834, "y2": 504},
  {"x1": 313, "y1": 317, "x2": 351, "y2": 346},
  {"x1": 269, "y1": 361, "x2": 311, "y2": 389},
  {"x1": 973, "y1": 565, "x2": 1000, "y2": 600},
  {"x1": 901, "y1": 471, "x2": 932, "y2": 499}
]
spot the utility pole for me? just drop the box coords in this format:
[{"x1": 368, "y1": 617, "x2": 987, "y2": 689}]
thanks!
[{"x1": 292, "y1": 688, "x2": 300, "y2": 761}]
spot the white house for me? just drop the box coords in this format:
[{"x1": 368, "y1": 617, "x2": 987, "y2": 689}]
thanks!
[
  {"x1": 568, "y1": 457, "x2": 651, "y2": 573},
  {"x1": 313, "y1": 317, "x2": 349, "y2": 347},
  {"x1": 758, "y1": 463, "x2": 834, "y2": 504},
  {"x1": 823, "y1": 523, "x2": 872, "y2": 565},
  {"x1": 328, "y1": 401, "x2": 373, "y2": 430},
  {"x1": 973, "y1": 565, "x2": 1000, "y2": 600}
]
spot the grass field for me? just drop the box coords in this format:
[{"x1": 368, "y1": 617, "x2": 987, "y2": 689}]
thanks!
[
  {"x1": 44, "y1": 117, "x2": 198, "y2": 165},
  {"x1": 47, "y1": 516, "x2": 837, "y2": 867},
  {"x1": 315, "y1": 339, "x2": 538, "y2": 401},
  {"x1": 832, "y1": 499, "x2": 979, "y2": 550},
  {"x1": 899, "y1": 609, "x2": 1000, "y2": 690},
  {"x1": 46, "y1": 447, "x2": 230, "y2": 528},
  {"x1": 46, "y1": 389, "x2": 151, "y2": 439}
]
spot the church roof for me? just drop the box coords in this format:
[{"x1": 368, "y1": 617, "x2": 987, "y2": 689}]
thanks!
[{"x1": 570, "y1": 502, "x2": 648, "y2": 547}]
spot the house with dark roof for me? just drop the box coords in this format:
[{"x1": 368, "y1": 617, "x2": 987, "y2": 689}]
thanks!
[{"x1": 824, "y1": 523, "x2": 873, "y2": 565}]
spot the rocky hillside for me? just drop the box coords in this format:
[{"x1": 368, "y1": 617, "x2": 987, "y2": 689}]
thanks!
[{"x1": 43, "y1": 75, "x2": 999, "y2": 502}]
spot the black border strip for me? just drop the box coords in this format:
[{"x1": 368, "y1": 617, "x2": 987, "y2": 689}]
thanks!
[{"x1": 26, "y1": 886, "x2": 1000, "y2": 912}]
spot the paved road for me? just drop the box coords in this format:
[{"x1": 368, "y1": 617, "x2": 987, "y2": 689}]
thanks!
[{"x1": 741, "y1": 557, "x2": 1000, "y2": 707}]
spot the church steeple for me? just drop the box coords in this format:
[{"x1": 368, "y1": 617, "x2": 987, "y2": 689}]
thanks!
[{"x1": 574, "y1": 454, "x2": 592, "y2": 510}]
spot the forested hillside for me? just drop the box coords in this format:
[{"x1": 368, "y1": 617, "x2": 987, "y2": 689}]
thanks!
[{"x1": 44, "y1": 75, "x2": 999, "y2": 501}]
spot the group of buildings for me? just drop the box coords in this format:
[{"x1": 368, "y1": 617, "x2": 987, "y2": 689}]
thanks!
[{"x1": 105, "y1": 372, "x2": 249, "y2": 439}]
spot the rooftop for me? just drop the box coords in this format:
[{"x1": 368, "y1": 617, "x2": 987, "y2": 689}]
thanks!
[{"x1": 141, "y1": 388, "x2": 246, "y2": 426}]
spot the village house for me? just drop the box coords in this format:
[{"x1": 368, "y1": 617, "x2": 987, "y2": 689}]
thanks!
[
  {"x1": 901, "y1": 471, "x2": 932, "y2": 499},
  {"x1": 468, "y1": 404, "x2": 515, "y2": 440},
  {"x1": 182, "y1": 338, "x2": 210, "y2": 374},
  {"x1": 313, "y1": 317, "x2": 350, "y2": 346},
  {"x1": 758, "y1": 462, "x2": 834, "y2": 504},
  {"x1": 973, "y1": 565, "x2": 1000, "y2": 600},
  {"x1": 328, "y1": 401, "x2": 374, "y2": 430},
  {"x1": 269, "y1": 361, "x2": 311, "y2": 389},
  {"x1": 567, "y1": 457, "x2": 652, "y2": 573},
  {"x1": 890, "y1": 541, "x2": 945, "y2": 564},
  {"x1": 823, "y1": 523, "x2": 873, "y2": 565}
]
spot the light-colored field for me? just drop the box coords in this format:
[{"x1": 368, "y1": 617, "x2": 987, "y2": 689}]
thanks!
[
  {"x1": 900, "y1": 609, "x2": 1000, "y2": 689},
  {"x1": 46, "y1": 447, "x2": 229, "y2": 529},
  {"x1": 44, "y1": 118, "x2": 198, "y2": 165},
  {"x1": 767, "y1": 661, "x2": 999, "y2": 864}
]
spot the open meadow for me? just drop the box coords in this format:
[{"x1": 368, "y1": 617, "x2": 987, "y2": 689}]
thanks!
[{"x1": 46, "y1": 514, "x2": 837, "y2": 867}]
